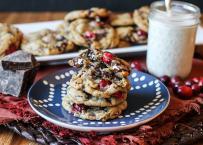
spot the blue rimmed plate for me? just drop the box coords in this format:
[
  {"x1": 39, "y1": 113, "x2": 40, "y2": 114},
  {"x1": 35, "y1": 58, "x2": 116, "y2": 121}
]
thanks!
[{"x1": 28, "y1": 68, "x2": 170, "y2": 132}]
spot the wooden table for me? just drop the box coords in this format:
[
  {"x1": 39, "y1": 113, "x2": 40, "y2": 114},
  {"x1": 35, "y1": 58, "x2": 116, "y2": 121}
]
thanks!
[{"x1": 0, "y1": 12, "x2": 203, "y2": 145}]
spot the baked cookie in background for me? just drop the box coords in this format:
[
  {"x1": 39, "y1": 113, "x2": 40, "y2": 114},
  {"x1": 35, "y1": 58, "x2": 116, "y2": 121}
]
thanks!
[
  {"x1": 116, "y1": 26, "x2": 148, "y2": 45},
  {"x1": 110, "y1": 13, "x2": 134, "y2": 26},
  {"x1": 64, "y1": 7, "x2": 111, "y2": 23},
  {"x1": 21, "y1": 29, "x2": 76, "y2": 56},
  {"x1": 0, "y1": 24, "x2": 23, "y2": 58},
  {"x1": 66, "y1": 19, "x2": 119, "y2": 49},
  {"x1": 133, "y1": 6, "x2": 150, "y2": 32}
]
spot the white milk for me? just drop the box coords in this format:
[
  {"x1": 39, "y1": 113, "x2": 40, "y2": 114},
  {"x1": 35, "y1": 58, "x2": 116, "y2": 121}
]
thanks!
[{"x1": 147, "y1": 1, "x2": 200, "y2": 78}]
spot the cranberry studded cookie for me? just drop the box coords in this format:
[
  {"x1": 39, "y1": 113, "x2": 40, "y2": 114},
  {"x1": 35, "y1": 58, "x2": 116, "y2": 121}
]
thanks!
[
  {"x1": 62, "y1": 48, "x2": 131, "y2": 121},
  {"x1": 62, "y1": 96, "x2": 127, "y2": 121},
  {"x1": 116, "y1": 26, "x2": 148, "y2": 44},
  {"x1": 0, "y1": 24, "x2": 23, "y2": 58},
  {"x1": 64, "y1": 7, "x2": 110, "y2": 23},
  {"x1": 110, "y1": 13, "x2": 134, "y2": 26},
  {"x1": 21, "y1": 29, "x2": 75, "y2": 56},
  {"x1": 66, "y1": 19, "x2": 119, "y2": 49},
  {"x1": 133, "y1": 6, "x2": 150, "y2": 32}
]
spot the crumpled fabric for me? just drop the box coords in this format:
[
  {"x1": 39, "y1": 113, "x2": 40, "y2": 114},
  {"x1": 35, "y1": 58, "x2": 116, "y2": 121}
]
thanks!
[{"x1": 0, "y1": 93, "x2": 202, "y2": 145}]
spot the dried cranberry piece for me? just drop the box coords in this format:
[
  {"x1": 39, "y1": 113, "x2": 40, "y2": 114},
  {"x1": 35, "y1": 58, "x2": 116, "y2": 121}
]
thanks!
[
  {"x1": 101, "y1": 52, "x2": 114, "y2": 64},
  {"x1": 72, "y1": 103, "x2": 85, "y2": 113},
  {"x1": 84, "y1": 31, "x2": 96, "y2": 40},
  {"x1": 99, "y1": 79, "x2": 111, "y2": 89},
  {"x1": 113, "y1": 91, "x2": 124, "y2": 99},
  {"x1": 137, "y1": 29, "x2": 148, "y2": 37}
]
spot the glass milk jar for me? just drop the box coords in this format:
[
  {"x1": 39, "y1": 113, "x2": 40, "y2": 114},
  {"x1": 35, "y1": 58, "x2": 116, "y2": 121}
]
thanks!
[{"x1": 147, "y1": 1, "x2": 200, "y2": 78}]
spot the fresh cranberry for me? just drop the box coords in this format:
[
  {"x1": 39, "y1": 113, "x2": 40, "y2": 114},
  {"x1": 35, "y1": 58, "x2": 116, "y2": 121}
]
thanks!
[
  {"x1": 191, "y1": 84, "x2": 201, "y2": 95},
  {"x1": 99, "y1": 79, "x2": 110, "y2": 89},
  {"x1": 84, "y1": 31, "x2": 96, "y2": 40},
  {"x1": 113, "y1": 91, "x2": 124, "y2": 99},
  {"x1": 172, "y1": 84, "x2": 180, "y2": 94},
  {"x1": 159, "y1": 75, "x2": 170, "y2": 86},
  {"x1": 185, "y1": 80, "x2": 194, "y2": 87},
  {"x1": 137, "y1": 29, "x2": 148, "y2": 37},
  {"x1": 72, "y1": 103, "x2": 85, "y2": 113},
  {"x1": 192, "y1": 77, "x2": 199, "y2": 84},
  {"x1": 130, "y1": 61, "x2": 143, "y2": 71},
  {"x1": 177, "y1": 85, "x2": 193, "y2": 99},
  {"x1": 101, "y1": 52, "x2": 114, "y2": 64},
  {"x1": 198, "y1": 79, "x2": 203, "y2": 93},
  {"x1": 171, "y1": 76, "x2": 182, "y2": 85}
]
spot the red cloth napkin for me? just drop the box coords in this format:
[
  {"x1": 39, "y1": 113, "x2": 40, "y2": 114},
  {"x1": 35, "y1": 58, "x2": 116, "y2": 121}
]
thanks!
[{"x1": 0, "y1": 93, "x2": 202, "y2": 145}]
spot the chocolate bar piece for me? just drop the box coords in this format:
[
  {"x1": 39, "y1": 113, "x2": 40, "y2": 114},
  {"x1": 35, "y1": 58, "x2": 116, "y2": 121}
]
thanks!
[
  {"x1": 1, "y1": 50, "x2": 38, "y2": 71},
  {"x1": 0, "y1": 64, "x2": 37, "y2": 97}
]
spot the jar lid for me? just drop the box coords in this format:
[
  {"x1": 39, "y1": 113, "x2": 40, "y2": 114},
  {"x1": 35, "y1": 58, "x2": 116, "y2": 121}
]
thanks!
[{"x1": 150, "y1": 1, "x2": 200, "y2": 26}]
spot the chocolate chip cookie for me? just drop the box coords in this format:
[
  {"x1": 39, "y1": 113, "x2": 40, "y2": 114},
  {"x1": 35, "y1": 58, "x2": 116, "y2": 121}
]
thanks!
[
  {"x1": 64, "y1": 7, "x2": 110, "y2": 22},
  {"x1": 66, "y1": 19, "x2": 119, "y2": 49},
  {"x1": 21, "y1": 29, "x2": 75, "y2": 56},
  {"x1": 133, "y1": 6, "x2": 150, "y2": 32},
  {"x1": 116, "y1": 26, "x2": 148, "y2": 44},
  {"x1": 0, "y1": 24, "x2": 23, "y2": 57},
  {"x1": 67, "y1": 86, "x2": 128, "y2": 107},
  {"x1": 62, "y1": 95, "x2": 127, "y2": 121},
  {"x1": 110, "y1": 13, "x2": 134, "y2": 26}
]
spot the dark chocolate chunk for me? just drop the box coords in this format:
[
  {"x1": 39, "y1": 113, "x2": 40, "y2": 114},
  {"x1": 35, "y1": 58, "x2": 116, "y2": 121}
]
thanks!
[
  {"x1": 0, "y1": 64, "x2": 37, "y2": 97},
  {"x1": 2, "y1": 50, "x2": 38, "y2": 71}
]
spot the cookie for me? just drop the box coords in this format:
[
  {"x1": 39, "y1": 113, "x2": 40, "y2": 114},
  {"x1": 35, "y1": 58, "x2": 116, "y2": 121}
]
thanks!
[
  {"x1": 69, "y1": 70, "x2": 130, "y2": 99},
  {"x1": 0, "y1": 23, "x2": 23, "y2": 56},
  {"x1": 110, "y1": 13, "x2": 134, "y2": 26},
  {"x1": 66, "y1": 86, "x2": 127, "y2": 107},
  {"x1": 116, "y1": 26, "x2": 148, "y2": 44},
  {"x1": 62, "y1": 96, "x2": 127, "y2": 121},
  {"x1": 64, "y1": 7, "x2": 110, "y2": 22},
  {"x1": 66, "y1": 19, "x2": 119, "y2": 49},
  {"x1": 21, "y1": 29, "x2": 75, "y2": 56},
  {"x1": 133, "y1": 6, "x2": 150, "y2": 32},
  {"x1": 69, "y1": 48, "x2": 131, "y2": 78}
]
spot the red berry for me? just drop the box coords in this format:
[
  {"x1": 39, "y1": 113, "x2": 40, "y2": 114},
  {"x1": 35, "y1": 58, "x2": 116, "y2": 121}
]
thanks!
[
  {"x1": 172, "y1": 84, "x2": 180, "y2": 94},
  {"x1": 130, "y1": 61, "x2": 143, "y2": 71},
  {"x1": 113, "y1": 91, "x2": 124, "y2": 99},
  {"x1": 137, "y1": 29, "x2": 148, "y2": 37},
  {"x1": 84, "y1": 31, "x2": 96, "y2": 40},
  {"x1": 198, "y1": 79, "x2": 203, "y2": 93},
  {"x1": 171, "y1": 76, "x2": 182, "y2": 85},
  {"x1": 99, "y1": 79, "x2": 110, "y2": 89},
  {"x1": 185, "y1": 80, "x2": 194, "y2": 87},
  {"x1": 177, "y1": 85, "x2": 193, "y2": 99},
  {"x1": 191, "y1": 84, "x2": 201, "y2": 95},
  {"x1": 192, "y1": 77, "x2": 199, "y2": 84},
  {"x1": 159, "y1": 75, "x2": 170, "y2": 86},
  {"x1": 72, "y1": 103, "x2": 85, "y2": 113},
  {"x1": 101, "y1": 52, "x2": 114, "y2": 64}
]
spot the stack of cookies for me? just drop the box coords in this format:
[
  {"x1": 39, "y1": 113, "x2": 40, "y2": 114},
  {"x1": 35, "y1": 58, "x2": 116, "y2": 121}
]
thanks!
[{"x1": 62, "y1": 48, "x2": 131, "y2": 121}]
